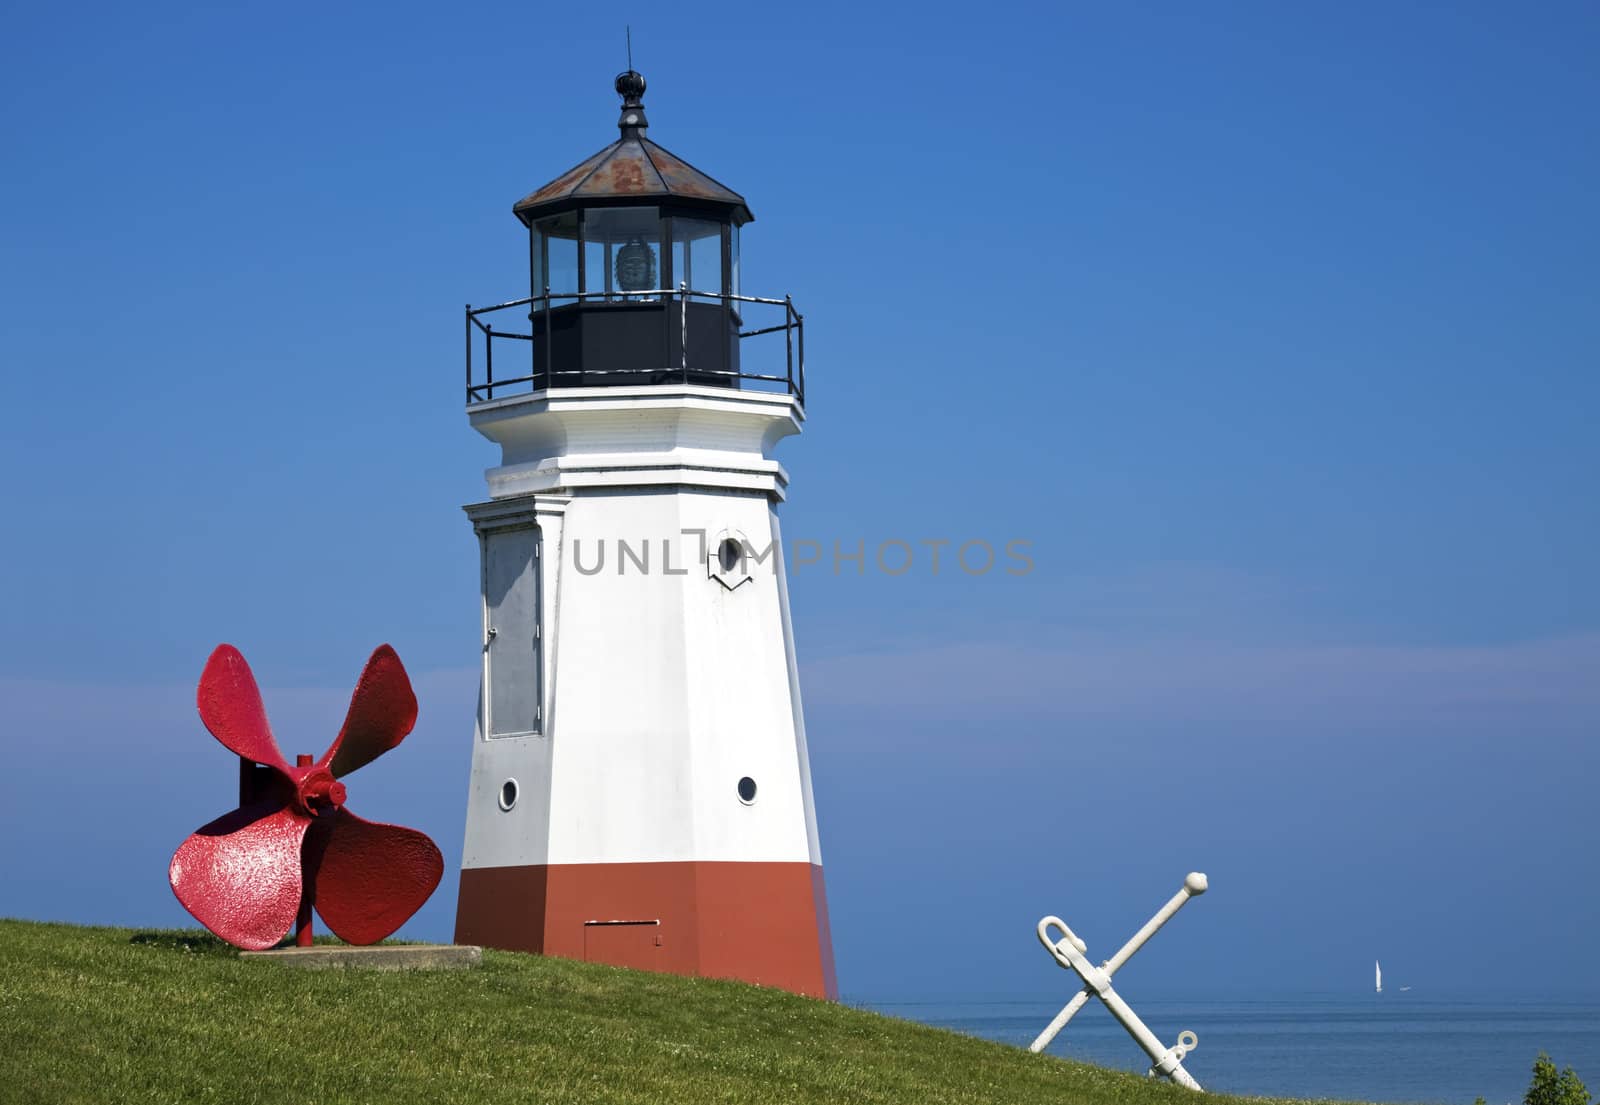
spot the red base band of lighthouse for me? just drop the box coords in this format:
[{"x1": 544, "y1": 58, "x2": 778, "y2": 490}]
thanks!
[{"x1": 455, "y1": 861, "x2": 837, "y2": 999}]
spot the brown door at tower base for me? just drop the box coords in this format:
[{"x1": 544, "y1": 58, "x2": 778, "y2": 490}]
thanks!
[{"x1": 583, "y1": 920, "x2": 662, "y2": 971}]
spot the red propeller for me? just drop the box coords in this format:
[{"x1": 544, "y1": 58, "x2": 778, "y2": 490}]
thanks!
[{"x1": 169, "y1": 644, "x2": 444, "y2": 950}]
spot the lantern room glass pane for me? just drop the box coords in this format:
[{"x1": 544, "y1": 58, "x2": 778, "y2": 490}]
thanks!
[
  {"x1": 532, "y1": 211, "x2": 578, "y2": 302},
  {"x1": 583, "y1": 206, "x2": 661, "y2": 301},
  {"x1": 673, "y1": 217, "x2": 723, "y2": 304},
  {"x1": 584, "y1": 237, "x2": 610, "y2": 300},
  {"x1": 730, "y1": 222, "x2": 740, "y2": 301}
]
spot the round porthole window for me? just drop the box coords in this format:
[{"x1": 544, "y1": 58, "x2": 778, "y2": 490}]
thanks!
[
  {"x1": 737, "y1": 776, "x2": 757, "y2": 804},
  {"x1": 498, "y1": 778, "x2": 519, "y2": 811},
  {"x1": 718, "y1": 537, "x2": 743, "y2": 573}
]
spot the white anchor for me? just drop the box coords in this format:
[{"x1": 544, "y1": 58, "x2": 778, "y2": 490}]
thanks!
[{"x1": 1031, "y1": 872, "x2": 1209, "y2": 1092}]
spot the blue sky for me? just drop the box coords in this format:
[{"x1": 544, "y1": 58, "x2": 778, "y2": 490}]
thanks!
[{"x1": 1, "y1": 0, "x2": 1596, "y2": 1001}]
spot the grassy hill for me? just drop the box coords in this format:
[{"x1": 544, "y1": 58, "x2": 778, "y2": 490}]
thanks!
[{"x1": 1, "y1": 918, "x2": 1363, "y2": 1105}]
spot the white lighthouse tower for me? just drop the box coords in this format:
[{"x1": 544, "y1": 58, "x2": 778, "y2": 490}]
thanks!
[{"x1": 453, "y1": 69, "x2": 835, "y2": 999}]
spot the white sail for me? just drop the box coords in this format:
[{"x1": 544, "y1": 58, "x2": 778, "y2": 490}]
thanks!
[{"x1": 1375, "y1": 960, "x2": 1382, "y2": 994}]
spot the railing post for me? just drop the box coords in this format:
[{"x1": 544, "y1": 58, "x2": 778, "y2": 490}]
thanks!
[
  {"x1": 680, "y1": 281, "x2": 688, "y2": 383},
  {"x1": 543, "y1": 285, "x2": 552, "y2": 391},
  {"x1": 465, "y1": 304, "x2": 472, "y2": 404},
  {"x1": 485, "y1": 322, "x2": 493, "y2": 401},
  {"x1": 784, "y1": 295, "x2": 794, "y2": 396},
  {"x1": 796, "y1": 309, "x2": 805, "y2": 407}
]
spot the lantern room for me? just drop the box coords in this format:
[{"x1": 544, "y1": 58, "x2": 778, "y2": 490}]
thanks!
[{"x1": 465, "y1": 71, "x2": 801, "y2": 401}]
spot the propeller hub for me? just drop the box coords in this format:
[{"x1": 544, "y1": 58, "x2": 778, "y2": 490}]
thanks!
[{"x1": 291, "y1": 763, "x2": 346, "y2": 816}]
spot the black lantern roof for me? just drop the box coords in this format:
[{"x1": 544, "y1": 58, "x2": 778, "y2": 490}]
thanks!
[{"x1": 512, "y1": 70, "x2": 753, "y2": 226}]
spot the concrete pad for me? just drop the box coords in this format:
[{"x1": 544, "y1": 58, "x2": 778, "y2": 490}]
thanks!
[{"x1": 240, "y1": 944, "x2": 483, "y2": 971}]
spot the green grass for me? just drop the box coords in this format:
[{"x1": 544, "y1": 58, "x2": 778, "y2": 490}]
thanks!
[{"x1": 1, "y1": 918, "x2": 1368, "y2": 1105}]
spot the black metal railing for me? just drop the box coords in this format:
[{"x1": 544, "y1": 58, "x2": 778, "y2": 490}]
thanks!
[{"x1": 465, "y1": 284, "x2": 805, "y2": 406}]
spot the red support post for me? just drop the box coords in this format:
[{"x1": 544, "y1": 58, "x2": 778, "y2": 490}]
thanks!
[{"x1": 295, "y1": 753, "x2": 315, "y2": 947}]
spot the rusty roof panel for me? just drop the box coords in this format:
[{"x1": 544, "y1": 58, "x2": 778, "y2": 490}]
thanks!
[
  {"x1": 575, "y1": 145, "x2": 664, "y2": 196},
  {"x1": 514, "y1": 138, "x2": 751, "y2": 222},
  {"x1": 515, "y1": 146, "x2": 612, "y2": 209},
  {"x1": 640, "y1": 141, "x2": 745, "y2": 204}
]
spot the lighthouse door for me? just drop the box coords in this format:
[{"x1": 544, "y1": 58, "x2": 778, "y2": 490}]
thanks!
[
  {"x1": 484, "y1": 525, "x2": 541, "y2": 737},
  {"x1": 583, "y1": 920, "x2": 661, "y2": 972}
]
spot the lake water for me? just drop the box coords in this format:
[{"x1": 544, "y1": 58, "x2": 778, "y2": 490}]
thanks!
[{"x1": 855, "y1": 997, "x2": 1600, "y2": 1103}]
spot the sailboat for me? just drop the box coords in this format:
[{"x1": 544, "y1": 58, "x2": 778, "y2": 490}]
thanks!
[{"x1": 1375, "y1": 960, "x2": 1383, "y2": 994}]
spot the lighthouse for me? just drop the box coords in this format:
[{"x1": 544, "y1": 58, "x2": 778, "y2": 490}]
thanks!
[{"x1": 452, "y1": 69, "x2": 836, "y2": 999}]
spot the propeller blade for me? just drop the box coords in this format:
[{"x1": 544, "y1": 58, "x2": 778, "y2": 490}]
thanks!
[
  {"x1": 320, "y1": 644, "x2": 418, "y2": 779},
  {"x1": 168, "y1": 803, "x2": 312, "y2": 950},
  {"x1": 308, "y1": 807, "x2": 442, "y2": 945},
  {"x1": 196, "y1": 644, "x2": 290, "y2": 771}
]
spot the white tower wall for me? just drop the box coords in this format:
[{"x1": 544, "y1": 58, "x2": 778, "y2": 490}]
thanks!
[{"x1": 455, "y1": 385, "x2": 834, "y2": 996}]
